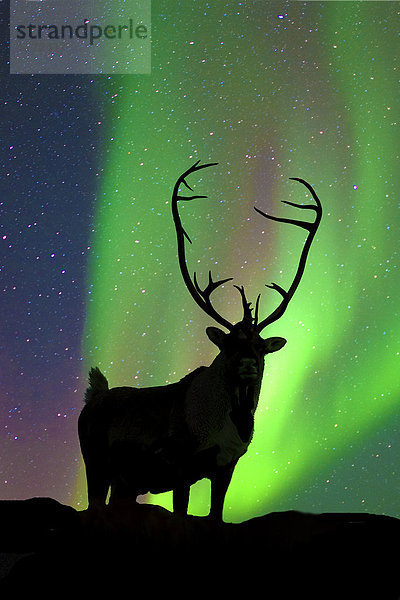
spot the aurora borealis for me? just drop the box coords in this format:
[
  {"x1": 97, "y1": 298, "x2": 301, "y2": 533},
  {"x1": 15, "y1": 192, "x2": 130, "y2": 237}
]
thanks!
[{"x1": 1, "y1": 1, "x2": 399, "y2": 523}]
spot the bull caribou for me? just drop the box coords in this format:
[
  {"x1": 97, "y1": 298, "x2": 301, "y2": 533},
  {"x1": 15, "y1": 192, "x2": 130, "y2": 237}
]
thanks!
[{"x1": 78, "y1": 161, "x2": 322, "y2": 520}]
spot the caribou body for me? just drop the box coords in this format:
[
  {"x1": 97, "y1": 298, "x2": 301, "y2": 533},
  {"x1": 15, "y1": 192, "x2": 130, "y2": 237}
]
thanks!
[{"x1": 78, "y1": 161, "x2": 322, "y2": 520}]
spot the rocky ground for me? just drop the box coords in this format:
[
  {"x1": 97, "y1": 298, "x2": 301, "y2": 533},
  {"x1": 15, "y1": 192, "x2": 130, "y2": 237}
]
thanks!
[{"x1": 0, "y1": 497, "x2": 399, "y2": 598}]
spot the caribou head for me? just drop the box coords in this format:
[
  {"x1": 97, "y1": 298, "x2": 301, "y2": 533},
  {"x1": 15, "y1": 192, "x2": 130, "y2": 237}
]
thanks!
[{"x1": 172, "y1": 160, "x2": 322, "y2": 387}]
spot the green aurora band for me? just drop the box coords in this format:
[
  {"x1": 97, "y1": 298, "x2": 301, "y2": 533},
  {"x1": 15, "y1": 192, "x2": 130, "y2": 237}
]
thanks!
[{"x1": 76, "y1": 2, "x2": 399, "y2": 521}]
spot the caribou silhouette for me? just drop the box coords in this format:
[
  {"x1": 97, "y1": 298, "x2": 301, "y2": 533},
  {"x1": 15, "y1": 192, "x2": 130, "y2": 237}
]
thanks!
[{"x1": 78, "y1": 161, "x2": 322, "y2": 520}]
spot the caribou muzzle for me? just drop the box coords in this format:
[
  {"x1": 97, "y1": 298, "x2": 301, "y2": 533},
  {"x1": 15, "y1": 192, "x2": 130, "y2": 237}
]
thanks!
[{"x1": 238, "y1": 358, "x2": 259, "y2": 381}]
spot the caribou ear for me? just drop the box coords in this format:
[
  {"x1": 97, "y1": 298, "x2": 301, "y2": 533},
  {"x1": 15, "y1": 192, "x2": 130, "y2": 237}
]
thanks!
[
  {"x1": 263, "y1": 337, "x2": 287, "y2": 354},
  {"x1": 206, "y1": 327, "x2": 228, "y2": 349}
]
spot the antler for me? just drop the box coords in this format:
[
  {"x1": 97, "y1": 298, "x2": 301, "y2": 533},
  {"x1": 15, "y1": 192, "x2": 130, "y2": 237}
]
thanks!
[
  {"x1": 171, "y1": 160, "x2": 235, "y2": 331},
  {"x1": 172, "y1": 165, "x2": 321, "y2": 333},
  {"x1": 254, "y1": 178, "x2": 322, "y2": 332}
]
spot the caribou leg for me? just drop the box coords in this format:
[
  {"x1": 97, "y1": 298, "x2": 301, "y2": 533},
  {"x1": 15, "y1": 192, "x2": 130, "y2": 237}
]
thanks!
[
  {"x1": 173, "y1": 482, "x2": 190, "y2": 515},
  {"x1": 83, "y1": 458, "x2": 110, "y2": 510},
  {"x1": 209, "y1": 461, "x2": 237, "y2": 521}
]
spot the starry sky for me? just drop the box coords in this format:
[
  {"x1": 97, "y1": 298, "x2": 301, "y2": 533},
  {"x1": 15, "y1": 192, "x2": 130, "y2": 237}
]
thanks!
[{"x1": 1, "y1": 1, "x2": 399, "y2": 523}]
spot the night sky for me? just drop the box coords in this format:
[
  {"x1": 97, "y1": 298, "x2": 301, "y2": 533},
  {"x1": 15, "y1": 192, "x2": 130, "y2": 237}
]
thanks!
[{"x1": 1, "y1": 1, "x2": 399, "y2": 523}]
